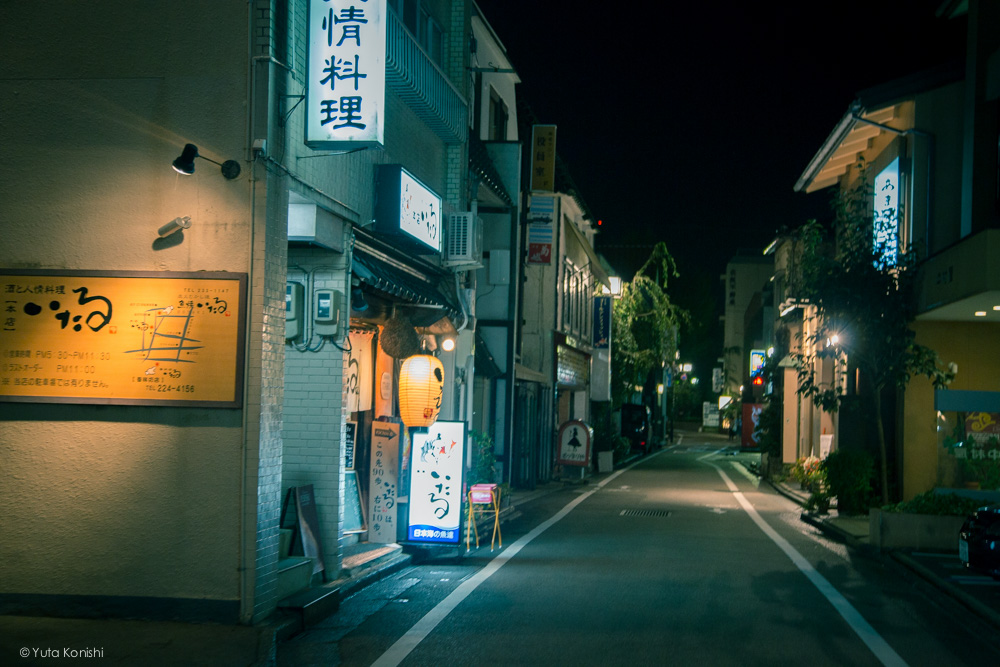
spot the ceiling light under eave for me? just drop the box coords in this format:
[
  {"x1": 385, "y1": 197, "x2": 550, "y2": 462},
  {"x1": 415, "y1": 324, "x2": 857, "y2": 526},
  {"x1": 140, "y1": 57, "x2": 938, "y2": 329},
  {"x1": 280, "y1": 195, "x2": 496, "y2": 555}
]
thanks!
[{"x1": 975, "y1": 311, "x2": 987, "y2": 317}]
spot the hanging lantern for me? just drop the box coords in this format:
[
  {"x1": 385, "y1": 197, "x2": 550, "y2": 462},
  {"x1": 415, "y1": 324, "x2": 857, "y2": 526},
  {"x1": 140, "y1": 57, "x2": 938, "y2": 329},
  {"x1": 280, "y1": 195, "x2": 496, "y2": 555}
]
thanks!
[{"x1": 399, "y1": 354, "x2": 445, "y2": 427}]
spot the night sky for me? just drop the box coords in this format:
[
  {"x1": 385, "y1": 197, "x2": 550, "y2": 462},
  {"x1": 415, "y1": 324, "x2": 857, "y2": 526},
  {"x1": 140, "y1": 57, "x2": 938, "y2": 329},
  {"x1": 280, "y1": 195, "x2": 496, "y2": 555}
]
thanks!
[{"x1": 475, "y1": 0, "x2": 966, "y2": 374}]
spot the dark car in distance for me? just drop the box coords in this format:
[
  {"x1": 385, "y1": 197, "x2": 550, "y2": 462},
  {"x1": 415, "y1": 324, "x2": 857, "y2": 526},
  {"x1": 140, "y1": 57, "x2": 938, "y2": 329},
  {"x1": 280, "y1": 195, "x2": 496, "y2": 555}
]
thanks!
[
  {"x1": 959, "y1": 505, "x2": 1000, "y2": 579},
  {"x1": 620, "y1": 404, "x2": 653, "y2": 454}
]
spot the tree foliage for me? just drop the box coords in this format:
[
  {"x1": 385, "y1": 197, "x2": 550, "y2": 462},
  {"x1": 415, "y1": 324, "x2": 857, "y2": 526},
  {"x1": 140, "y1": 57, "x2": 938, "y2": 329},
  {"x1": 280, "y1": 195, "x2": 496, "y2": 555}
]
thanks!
[
  {"x1": 611, "y1": 242, "x2": 687, "y2": 408},
  {"x1": 793, "y1": 160, "x2": 953, "y2": 502}
]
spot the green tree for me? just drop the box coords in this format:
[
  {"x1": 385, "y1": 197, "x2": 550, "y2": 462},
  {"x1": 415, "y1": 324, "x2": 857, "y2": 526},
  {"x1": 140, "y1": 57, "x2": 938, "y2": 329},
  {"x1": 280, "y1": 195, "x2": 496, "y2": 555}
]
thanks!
[
  {"x1": 793, "y1": 163, "x2": 953, "y2": 503},
  {"x1": 611, "y1": 242, "x2": 687, "y2": 408}
]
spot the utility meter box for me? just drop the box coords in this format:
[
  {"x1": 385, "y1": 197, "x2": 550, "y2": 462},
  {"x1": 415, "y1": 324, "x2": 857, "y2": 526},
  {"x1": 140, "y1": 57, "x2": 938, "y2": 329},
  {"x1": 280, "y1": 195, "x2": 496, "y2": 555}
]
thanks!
[
  {"x1": 286, "y1": 282, "x2": 304, "y2": 340},
  {"x1": 314, "y1": 289, "x2": 341, "y2": 337}
]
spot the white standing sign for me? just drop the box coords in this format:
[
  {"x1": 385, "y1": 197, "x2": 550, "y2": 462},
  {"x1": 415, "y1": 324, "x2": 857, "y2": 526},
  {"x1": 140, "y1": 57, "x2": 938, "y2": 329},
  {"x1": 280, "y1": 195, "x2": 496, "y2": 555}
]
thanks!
[
  {"x1": 307, "y1": 0, "x2": 386, "y2": 149},
  {"x1": 408, "y1": 421, "x2": 466, "y2": 545},
  {"x1": 369, "y1": 422, "x2": 400, "y2": 543}
]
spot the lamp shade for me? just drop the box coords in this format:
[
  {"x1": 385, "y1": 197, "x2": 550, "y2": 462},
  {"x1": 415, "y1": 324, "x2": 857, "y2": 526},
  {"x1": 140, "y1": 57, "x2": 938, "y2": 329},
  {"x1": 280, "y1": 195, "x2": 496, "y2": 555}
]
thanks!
[
  {"x1": 172, "y1": 143, "x2": 198, "y2": 175},
  {"x1": 398, "y1": 354, "x2": 444, "y2": 427}
]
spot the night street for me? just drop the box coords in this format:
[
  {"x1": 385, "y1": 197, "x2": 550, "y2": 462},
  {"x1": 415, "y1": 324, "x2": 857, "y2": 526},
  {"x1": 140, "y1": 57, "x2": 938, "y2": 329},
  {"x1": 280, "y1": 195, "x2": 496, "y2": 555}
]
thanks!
[{"x1": 279, "y1": 428, "x2": 1000, "y2": 667}]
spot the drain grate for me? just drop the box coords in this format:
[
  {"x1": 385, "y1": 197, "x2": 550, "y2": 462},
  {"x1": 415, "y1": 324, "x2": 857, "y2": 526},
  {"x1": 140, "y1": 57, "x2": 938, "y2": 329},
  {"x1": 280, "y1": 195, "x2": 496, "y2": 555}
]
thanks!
[{"x1": 619, "y1": 509, "x2": 672, "y2": 518}]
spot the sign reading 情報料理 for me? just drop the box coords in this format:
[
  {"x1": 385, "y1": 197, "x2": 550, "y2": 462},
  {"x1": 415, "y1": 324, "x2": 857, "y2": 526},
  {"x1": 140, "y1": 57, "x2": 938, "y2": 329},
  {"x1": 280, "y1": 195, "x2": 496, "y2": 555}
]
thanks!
[
  {"x1": 306, "y1": 0, "x2": 386, "y2": 149},
  {"x1": 0, "y1": 270, "x2": 246, "y2": 406}
]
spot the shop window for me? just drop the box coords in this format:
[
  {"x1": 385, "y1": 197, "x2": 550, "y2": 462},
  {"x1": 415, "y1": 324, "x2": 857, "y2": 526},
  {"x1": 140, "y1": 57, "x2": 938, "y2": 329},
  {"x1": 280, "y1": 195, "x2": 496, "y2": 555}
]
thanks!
[{"x1": 937, "y1": 411, "x2": 1000, "y2": 491}]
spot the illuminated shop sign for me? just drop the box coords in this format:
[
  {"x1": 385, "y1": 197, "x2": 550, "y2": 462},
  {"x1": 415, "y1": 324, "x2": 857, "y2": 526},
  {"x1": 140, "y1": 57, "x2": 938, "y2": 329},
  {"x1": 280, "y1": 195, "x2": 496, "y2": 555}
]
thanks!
[
  {"x1": 873, "y1": 157, "x2": 899, "y2": 268},
  {"x1": 749, "y1": 349, "x2": 765, "y2": 377},
  {"x1": 0, "y1": 270, "x2": 246, "y2": 407},
  {"x1": 408, "y1": 420, "x2": 466, "y2": 545},
  {"x1": 374, "y1": 164, "x2": 443, "y2": 253},
  {"x1": 306, "y1": 0, "x2": 386, "y2": 149}
]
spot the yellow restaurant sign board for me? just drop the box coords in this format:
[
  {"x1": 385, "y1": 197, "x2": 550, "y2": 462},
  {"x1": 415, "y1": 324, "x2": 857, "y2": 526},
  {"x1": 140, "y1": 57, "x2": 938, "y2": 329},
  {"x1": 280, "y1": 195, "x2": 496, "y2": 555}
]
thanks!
[{"x1": 1, "y1": 270, "x2": 246, "y2": 407}]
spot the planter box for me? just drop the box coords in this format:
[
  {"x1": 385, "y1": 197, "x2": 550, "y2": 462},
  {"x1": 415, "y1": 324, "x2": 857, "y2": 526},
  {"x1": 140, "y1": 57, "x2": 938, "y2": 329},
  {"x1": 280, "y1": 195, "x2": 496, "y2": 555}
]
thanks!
[{"x1": 869, "y1": 508, "x2": 966, "y2": 552}]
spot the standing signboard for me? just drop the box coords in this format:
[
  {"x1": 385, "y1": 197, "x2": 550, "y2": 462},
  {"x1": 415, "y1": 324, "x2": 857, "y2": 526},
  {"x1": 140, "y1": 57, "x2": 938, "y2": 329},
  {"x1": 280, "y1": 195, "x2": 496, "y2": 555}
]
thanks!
[
  {"x1": 407, "y1": 421, "x2": 466, "y2": 545},
  {"x1": 742, "y1": 403, "x2": 764, "y2": 449},
  {"x1": 369, "y1": 421, "x2": 400, "y2": 543},
  {"x1": 557, "y1": 420, "x2": 592, "y2": 467}
]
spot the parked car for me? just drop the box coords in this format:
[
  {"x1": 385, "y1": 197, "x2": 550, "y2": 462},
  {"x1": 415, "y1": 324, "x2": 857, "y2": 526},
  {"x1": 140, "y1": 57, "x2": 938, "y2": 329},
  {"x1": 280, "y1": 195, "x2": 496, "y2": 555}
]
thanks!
[
  {"x1": 959, "y1": 505, "x2": 1000, "y2": 579},
  {"x1": 620, "y1": 404, "x2": 653, "y2": 454}
]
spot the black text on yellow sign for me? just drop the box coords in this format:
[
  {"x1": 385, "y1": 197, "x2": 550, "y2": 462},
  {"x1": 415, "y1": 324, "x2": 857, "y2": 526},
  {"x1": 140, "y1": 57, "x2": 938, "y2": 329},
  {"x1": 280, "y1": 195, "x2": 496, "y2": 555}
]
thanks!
[{"x1": 0, "y1": 270, "x2": 247, "y2": 407}]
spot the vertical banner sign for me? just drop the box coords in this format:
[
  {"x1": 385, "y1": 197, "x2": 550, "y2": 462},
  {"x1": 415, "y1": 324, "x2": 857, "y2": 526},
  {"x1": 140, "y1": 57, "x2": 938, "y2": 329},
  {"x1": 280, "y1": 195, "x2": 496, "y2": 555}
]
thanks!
[
  {"x1": 306, "y1": 0, "x2": 386, "y2": 149},
  {"x1": 530, "y1": 125, "x2": 556, "y2": 192},
  {"x1": 749, "y1": 349, "x2": 765, "y2": 377},
  {"x1": 346, "y1": 330, "x2": 374, "y2": 412},
  {"x1": 0, "y1": 270, "x2": 245, "y2": 406},
  {"x1": 742, "y1": 403, "x2": 764, "y2": 449},
  {"x1": 592, "y1": 295, "x2": 611, "y2": 349},
  {"x1": 408, "y1": 421, "x2": 466, "y2": 545},
  {"x1": 374, "y1": 340, "x2": 394, "y2": 419},
  {"x1": 527, "y1": 195, "x2": 555, "y2": 264},
  {"x1": 369, "y1": 421, "x2": 400, "y2": 543},
  {"x1": 873, "y1": 157, "x2": 900, "y2": 268}
]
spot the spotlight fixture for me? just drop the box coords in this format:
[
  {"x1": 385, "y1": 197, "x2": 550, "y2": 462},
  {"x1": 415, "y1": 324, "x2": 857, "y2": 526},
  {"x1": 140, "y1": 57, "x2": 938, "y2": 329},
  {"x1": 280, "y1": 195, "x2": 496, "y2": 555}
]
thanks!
[{"x1": 172, "y1": 143, "x2": 241, "y2": 180}]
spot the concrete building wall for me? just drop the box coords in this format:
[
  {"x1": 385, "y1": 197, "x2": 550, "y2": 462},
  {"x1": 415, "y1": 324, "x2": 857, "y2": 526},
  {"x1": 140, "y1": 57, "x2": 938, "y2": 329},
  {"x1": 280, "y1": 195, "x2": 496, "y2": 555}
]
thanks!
[{"x1": 0, "y1": 2, "x2": 257, "y2": 621}]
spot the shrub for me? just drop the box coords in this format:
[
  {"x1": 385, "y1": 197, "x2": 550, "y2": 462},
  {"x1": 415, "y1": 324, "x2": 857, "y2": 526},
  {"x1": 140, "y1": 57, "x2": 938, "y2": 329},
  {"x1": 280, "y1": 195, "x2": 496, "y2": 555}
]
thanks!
[
  {"x1": 822, "y1": 448, "x2": 875, "y2": 516},
  {"x1": 883, "y1": 491, "x2": 983, "y2": 516}
]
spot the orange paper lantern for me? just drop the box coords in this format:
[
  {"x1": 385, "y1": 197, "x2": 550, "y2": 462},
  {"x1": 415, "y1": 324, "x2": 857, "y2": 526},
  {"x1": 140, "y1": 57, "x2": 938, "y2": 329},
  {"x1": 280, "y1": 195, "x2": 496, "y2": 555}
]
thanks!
[{"x1": 399, "y1": 354, "x2": 444, "y2": 427}]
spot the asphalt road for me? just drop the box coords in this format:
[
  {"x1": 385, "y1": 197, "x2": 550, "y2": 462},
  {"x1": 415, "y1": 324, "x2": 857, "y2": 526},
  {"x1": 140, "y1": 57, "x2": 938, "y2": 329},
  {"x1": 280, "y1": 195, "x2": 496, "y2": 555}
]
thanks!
[{"x1": 279, "y1": 430, "x2": 1000, "y2": 666}]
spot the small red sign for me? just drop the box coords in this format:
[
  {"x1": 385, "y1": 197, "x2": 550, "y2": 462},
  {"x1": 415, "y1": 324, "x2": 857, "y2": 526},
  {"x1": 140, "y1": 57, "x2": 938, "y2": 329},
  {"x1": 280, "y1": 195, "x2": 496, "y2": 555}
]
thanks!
[{"x1": 470, "y1": 483, "x2": 497, "y2": 504}]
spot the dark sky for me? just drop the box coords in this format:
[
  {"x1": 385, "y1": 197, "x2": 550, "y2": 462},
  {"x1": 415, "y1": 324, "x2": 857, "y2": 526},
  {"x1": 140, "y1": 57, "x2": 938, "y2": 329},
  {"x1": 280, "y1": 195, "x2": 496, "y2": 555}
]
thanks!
[{"x1": 475, "y1": 0, "x2": 966, "y2": 369}]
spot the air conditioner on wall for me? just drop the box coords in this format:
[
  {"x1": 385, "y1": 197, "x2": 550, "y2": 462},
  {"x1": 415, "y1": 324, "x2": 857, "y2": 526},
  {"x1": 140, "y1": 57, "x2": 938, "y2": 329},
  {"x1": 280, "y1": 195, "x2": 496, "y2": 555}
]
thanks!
[{"x1": 443, "y1": 212, "x2": 482, "y2": 267}]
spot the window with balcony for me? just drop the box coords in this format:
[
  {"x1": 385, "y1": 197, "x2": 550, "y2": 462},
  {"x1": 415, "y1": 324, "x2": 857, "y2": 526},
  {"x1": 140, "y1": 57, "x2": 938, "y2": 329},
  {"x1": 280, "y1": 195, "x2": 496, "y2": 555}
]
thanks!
[{"x1": 389, "y1": 0, "x2": 444, "y2": 66}]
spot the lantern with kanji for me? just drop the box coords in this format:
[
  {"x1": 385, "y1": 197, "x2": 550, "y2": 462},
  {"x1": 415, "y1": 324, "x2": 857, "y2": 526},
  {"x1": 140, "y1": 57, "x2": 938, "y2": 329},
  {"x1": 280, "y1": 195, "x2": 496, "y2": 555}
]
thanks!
[{"x1": 398, "y1": 354, "x2": 444, "y2": 427}]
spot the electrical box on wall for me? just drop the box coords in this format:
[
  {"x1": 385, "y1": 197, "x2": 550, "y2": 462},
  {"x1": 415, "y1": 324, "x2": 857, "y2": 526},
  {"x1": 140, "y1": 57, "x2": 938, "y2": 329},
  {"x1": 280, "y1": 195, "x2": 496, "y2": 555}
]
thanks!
[
  {"x1": 314, "y1": 289, "x2": 341, "y2": 337},
  {"x1": 286, "y1": 282, "x2": 304, "y2": 340}
]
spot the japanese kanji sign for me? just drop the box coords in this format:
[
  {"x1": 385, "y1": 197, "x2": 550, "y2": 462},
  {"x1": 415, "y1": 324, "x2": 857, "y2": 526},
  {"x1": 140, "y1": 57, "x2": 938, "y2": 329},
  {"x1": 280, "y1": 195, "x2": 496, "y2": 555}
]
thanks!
[
  {"x1": 407, "y1": 421, "x2": 466, "y2": 545},
  {"x1": 307, "y1": 0, "x2": 386, "y2": 149},
  {"x1": 369, "y1": 421, "x2": 400, "y2": 543},
  {"x1": 1, "y1": 270, "x2": 246, "y2": 407},
  {"x1": 530, "y1": 125, "x2": 556, "y2": 192}
]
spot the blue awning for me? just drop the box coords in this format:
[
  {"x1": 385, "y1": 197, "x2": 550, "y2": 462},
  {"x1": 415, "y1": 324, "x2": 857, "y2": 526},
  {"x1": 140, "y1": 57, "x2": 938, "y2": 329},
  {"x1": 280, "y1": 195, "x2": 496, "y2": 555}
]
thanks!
[{"x1": 352, "y1": 249, "x2": 463, "y2": 321}]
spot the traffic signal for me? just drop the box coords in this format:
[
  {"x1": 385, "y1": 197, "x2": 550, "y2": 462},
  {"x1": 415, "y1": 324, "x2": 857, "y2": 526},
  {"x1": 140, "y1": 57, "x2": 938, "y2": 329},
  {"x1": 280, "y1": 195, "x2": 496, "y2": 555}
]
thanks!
[{"x1": 751, "y1": 375, "x2": 764, "y2": 387}]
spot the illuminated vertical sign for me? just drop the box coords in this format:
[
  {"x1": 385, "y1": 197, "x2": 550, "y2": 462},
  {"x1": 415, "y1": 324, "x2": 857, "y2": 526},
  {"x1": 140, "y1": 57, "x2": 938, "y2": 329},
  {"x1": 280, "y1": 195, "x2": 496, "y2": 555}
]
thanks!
[
  {"x1": 873, "y1": 157, "x2": 899, "y2": 268},
  {"x1": 306, "y1": 0, "x2": 386, "y2": 149},
  {"x1": 408, "y1": 421, "x2": 466, "y2": 545},
  {"x1": 749, "y1": 349, "x2": 765, "y2": 377},
  {"x1": 530, "y1": 125, "x2": 556, "y2": 192},
  {"x1": 593, "y1": 295, "x2": 611, "y2": 349}
]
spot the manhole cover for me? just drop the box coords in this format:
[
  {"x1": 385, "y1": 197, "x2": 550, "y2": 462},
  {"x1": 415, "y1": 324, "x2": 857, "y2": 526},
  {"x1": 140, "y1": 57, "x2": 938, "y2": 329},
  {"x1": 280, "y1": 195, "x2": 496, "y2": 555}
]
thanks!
[{"x1": 619, "y1": 509, "x2": 671, "y2": 518}]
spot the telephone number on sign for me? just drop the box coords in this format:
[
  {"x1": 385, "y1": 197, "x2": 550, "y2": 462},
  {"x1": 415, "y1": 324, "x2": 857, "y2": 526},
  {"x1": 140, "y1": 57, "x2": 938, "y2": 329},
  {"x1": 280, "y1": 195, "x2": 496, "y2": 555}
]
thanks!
[{"x1": 147, "y1": 384, "x2": 196, "y2": 393}]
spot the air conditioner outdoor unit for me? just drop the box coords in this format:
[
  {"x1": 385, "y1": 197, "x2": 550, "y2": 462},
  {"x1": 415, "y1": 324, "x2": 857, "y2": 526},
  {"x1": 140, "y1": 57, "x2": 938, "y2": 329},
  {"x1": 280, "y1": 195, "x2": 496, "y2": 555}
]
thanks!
[{"x1": 444, "y1": 212, "x2": 482, "y2": 267}]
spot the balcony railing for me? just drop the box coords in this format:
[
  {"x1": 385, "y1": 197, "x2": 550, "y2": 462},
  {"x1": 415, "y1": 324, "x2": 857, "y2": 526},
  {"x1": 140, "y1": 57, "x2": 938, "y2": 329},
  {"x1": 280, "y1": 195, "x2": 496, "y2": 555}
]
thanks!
[{"x1": 386, "y1": 11, "x2": 467, "y2": 144}]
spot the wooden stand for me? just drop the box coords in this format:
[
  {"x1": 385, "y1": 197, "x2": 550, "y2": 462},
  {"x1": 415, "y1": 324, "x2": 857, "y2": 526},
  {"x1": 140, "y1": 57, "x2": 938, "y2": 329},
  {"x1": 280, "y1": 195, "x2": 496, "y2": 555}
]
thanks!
[{"x1": 466, "y1": 483, "x2": 502, "y2": 551}]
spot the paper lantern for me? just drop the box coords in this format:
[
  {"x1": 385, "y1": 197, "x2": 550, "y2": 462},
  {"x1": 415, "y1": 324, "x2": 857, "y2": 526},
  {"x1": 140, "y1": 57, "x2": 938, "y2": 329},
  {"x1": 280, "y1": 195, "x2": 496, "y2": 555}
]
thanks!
[{"x1": 399, "y1": 354, "x2": 444, "y2": 427}]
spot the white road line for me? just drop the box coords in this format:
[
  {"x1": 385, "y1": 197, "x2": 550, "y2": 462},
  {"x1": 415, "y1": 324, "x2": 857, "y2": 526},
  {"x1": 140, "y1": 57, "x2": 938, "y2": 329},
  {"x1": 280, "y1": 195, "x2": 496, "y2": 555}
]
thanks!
[
  {"x1": 371, "y1": 448, "x2": 671, "y2": 667},
  {"x1": 700, "y1": 452, "x2": 908, "y2": 667}
]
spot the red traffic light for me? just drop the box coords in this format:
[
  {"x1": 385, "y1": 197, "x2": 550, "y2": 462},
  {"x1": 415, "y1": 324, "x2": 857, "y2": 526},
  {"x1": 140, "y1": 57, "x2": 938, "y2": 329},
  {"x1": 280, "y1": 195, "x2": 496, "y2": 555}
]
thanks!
[{"x1": 752, "y1": 376, "x2": 764, "y2": 386}]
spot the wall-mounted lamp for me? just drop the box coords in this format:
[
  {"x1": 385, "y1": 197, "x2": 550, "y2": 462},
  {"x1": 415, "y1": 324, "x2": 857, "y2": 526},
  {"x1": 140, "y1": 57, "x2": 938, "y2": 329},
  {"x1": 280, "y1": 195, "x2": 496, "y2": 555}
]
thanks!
[
  {"x1": 440, "y1": 337, "x2": 456, "y2": 352},
  {"x1": 172, "y1": 143, "x2": 241, "y2": 180}
]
